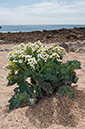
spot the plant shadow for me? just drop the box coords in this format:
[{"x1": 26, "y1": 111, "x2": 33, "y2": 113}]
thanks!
[
  {"x1": 25, "y1": 85, "x2": 85, "y2": 128},
  {"x1": 4, "y1": 85, "x2": 85, "y2": 128}
]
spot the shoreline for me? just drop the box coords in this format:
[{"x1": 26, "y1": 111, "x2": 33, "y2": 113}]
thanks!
[{"x1": 0, "y1": 27, "x2": 85, "y2": 44}]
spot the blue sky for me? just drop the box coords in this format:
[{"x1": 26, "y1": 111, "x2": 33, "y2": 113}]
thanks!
[{"x1": 0, "y1": 0, "x2": 85, "y2": 25}]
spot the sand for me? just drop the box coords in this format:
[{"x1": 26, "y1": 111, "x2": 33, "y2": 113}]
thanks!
[{"x1": 0, "y1": 42, "x2": 85, "y2": 129}]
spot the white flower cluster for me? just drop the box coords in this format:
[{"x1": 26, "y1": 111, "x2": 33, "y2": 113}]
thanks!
[
  {"x1": 25, "y1": 55, "x2": 37, "y2": 69},
  {"x1": 37, "y1": 51, "x2": 49, "y2": 62},
  {"x1": 5, "y1": 41, "x2": 66, "y2": 70}
]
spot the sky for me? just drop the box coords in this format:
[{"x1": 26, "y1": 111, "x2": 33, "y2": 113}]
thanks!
[{"x1": 0, "y1": 0, "x2": 85, "y2": 25}]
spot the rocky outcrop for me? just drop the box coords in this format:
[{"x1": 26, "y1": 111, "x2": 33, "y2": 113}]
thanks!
[
  {"x1": 0, "y1": 26, "x2": 2, "y2": 29},
  {"x1": 70, "y1": 40, "x2": 85, "y2": 53},
  {"x1": 0, "y1": 27, "x2": 85, "y2": 44},
  {"x1": 59, "y1": 42, "x2": 69, "y2": 53},
  {"x1": 76, "y1": 47, "x2": 85, "y2": 53},
  {"x1": 0, "y1": 27, "x2": 85, "y2": 53}
]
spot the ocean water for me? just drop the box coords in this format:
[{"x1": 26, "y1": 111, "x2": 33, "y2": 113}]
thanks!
[{"x1": 0, "y1": 25, "x2": 85, "y2": 33}]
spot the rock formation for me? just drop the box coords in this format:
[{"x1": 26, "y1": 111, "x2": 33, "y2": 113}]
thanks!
[
  {"x1": 60, "y1": 42, "x2": 69, "y2": 53},
  {"x1": 0, "y1": 27, "x2": 85, "y2": 53}
]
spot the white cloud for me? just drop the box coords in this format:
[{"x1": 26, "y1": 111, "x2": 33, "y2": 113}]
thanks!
[{"x1": 0, "y1": 0, "x2": 85, "y2": 25}]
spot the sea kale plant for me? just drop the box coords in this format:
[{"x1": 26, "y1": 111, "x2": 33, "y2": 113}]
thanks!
[{"x1": 4, "y1": 41, "x2": 81, "y2": 110}]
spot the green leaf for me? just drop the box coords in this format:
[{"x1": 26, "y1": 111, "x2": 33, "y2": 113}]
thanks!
[
  {"x1": 66, "y1": 60, "x2": 81, "y2": 72},
  {"x1": 57, "y1": 86, "x2": 75, "y2": 98},
  {"x1": 9, "y1": 92, "x2": 30, "y2": 110},
  {"x1": 10, "y1": 57, "x2": 14, "y2": 61},
  {"x1": 38, "y1": 81, "x2": 53, "y2": 95},
  {"x1": 32, "y1": 73, "x2": 44, "y2": 82},
  {"x1": 19, "y1": 81, "x2": 33, "y2": 95},
  {"x1": 13, "y1": 87, "x2": 19, "y2": 95},
  {"x1": 44, "y1": 73, "x2": 57, "y2": 81},
  {"x1": 7, "y1": 76, "x2": 18, "y2": 86}
]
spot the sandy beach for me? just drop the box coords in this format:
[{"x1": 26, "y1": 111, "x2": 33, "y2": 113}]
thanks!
[{"x1": 0, "y1": 28, "x2": 85, "y2": 129}]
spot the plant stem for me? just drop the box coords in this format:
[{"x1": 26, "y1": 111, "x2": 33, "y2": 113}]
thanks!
[{"x1": 39, "y1": 57, "x2": 55, "y2": 73}]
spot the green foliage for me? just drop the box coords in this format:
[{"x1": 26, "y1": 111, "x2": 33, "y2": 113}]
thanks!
[
  {"x1": 9, "y1": 92, "x2": 30, "y2": 110},
  {"x1": 57, "y1": 86, "x2": 75, "y2": 98},
  {"x1": 4, "y1": 41, "x2": 81, "y2": 110}
]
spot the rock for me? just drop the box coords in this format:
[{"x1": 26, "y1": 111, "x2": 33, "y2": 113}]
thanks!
[
  {"x1": 0, "y1": 26, "x2": 2, "y2": 29},
  {"x1": 81, "y1": 40, "x2": 85, "y2": 47},
  {"x1": 0, "y1": 27, "x2": 85, "y2": 44},
  {"x1": 0, "y1": 48, "x2": 12, "y2": 52},
  {"x1": 66, "y1": 34, "x2": 78, "y2": 40},
  {"x1": 60, "y1": 42, "x2": 69, "y2": 53},
  {"x1": 52, "y1": 30, "x2": 59, "y2": 34},
  {"x1": 43, "y1": 29, "x2": 47, "y2": 32},
  {"x1": 70, "y1": 40, "x2": 85, "y2": 52},
  {"x1": 76, "y1": 47, "x2": 85, "y2": 53},
  {"x1": 70, "y1": 45, "x2": 81, "y2": 52},
  {"x1": 46, "y1": 35, "x2": 53, "y2": 39},
  {"x1": 77, "y1": 41, "x2": 82, "y2": 45}
]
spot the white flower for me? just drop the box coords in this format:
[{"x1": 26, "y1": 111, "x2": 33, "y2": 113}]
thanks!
[
  {"x1": 26, "y1": 57, "x2": 37, "y2": 69},
  {"x1": 14, "y1": 60, "x2": 17, "y2": 62},
  {"x1": 19, "y1": 60, "x2": 22, "y2": 63},
  {"x1": 52, "y1": 53, "x2": 57, "y2": 56},
  {"x1": 5, "y1": 42, "x2": 66, "y2": 73}
]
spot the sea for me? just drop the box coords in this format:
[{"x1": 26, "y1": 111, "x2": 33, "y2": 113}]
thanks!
[{"x1": 0, "y1": 25, "x2": 85, "y2": 33}]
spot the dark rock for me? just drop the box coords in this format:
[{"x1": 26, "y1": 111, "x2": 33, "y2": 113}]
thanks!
[
  {"x1": 0, "y1": 27, "x2": 85, "y2": 44},
  {"x1": 0, "y1": 26, "x2": 2, "y2": 29},
  {"x1": 59, "y1": 28, "x2": 66, "y2": 31},
  {"x1": 43, "y1": 29, "x2": 47, "y2": 32},
  {"x1": 46, "y1": 35, "x2": 53, "y2": 39},
  {"x1": 66, "y1": 34, "x2": 78, "y2": 40},
  {"x1": 60, "y1": 42, "x2": 69, "y2": 53},
  {"x1": 52, "y1": 30, "x2": 59, "y2": 34}
]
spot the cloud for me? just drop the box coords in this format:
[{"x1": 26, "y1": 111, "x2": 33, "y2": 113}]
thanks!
[{"x1": 0, "y1": 0, "x2": 85, "y2": 24}]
